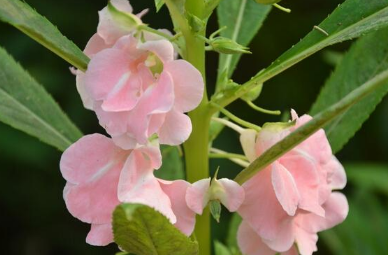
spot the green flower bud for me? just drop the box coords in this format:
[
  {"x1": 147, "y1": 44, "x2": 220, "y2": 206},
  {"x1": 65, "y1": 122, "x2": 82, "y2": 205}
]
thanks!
[{"x1": 210, "y1": 37, "x2": 251, "y2": 55}]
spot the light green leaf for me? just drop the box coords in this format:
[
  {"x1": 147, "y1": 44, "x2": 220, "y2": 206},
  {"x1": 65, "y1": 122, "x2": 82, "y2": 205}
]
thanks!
[
  {"x1": 215, "y1": 0, "x2": 388, "y2": 107},
  {"x1": 154, "y1": 145, "x2": 185, "y2": 180},
  {"x1": 113, "y1": 203, "x2": 199, "y2": 255},
  {"x1": 217, "y1": 0, "x2": 271, "y2": 82},
  {"x1": 214, "y1": 241, "x2": 232, "y2": 255},
  {"x1": 345, "y1": 163, "x2": 388, "y2": 196},
  {"x1": 234, "y1": 68, "x2": 388, "y2": 184},
  {"x1": 310, "y1": 28, "x2": 388, "y2": 153},
  {"x1": 0, "y1": 0, "x2": 89, "y2": 71},
  {"x1": 155, "y1": 0, "x2": 165, "y2": 12},
  {"x1": 0, "y1": 47, "x2": 82, "y2": 151}
]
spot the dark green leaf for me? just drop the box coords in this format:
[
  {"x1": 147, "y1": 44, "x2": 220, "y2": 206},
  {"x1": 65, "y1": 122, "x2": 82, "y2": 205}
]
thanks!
[
  {"x1": 215, "y1": 0, "x2": 388, "y2": 108},
  {"x1": 113, "y1": 203, "x2": 199, "y2": 255},
  {"x1": 234, "y1": 68, "x2": 388, "y2": 184},
  {"x1": 0, "y1": 47, "x2": 82, "y2": 151},
  {"x1": 310, "y1": 28, "x2": 388, "y2": 153},
  {"x1": 154, "y1": 145, "x2": 185, "y2": 180},
  {"x1": 0, "y1": 0, "x2": 89, "y2": 71},
  {"x1": 217, "y1": 0, "x2": 271, "y2": 81}
]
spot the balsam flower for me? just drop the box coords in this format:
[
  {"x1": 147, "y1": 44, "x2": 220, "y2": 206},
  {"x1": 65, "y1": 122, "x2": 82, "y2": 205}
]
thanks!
[
  {"x1": 237, "y1": 110, "x2": 348, "y2": 255},
  {"x1": 60, "y1": 134, "x2": 195, "y2": 245},
  {"x1": 82, "y1": 35, "x2": 203, "y2": 149},
  {"x1": 186, "y1": 176, "x2": 245, "y2": 215}
]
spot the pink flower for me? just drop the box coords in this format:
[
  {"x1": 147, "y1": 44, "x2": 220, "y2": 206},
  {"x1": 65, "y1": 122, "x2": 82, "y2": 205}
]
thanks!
[
  {"x1": 237, "y1": 110, "x2": 348, "y2": 255},
  {"x1": 82, "y1": 35, "x2": 203, "y2": 149},
  {"x1": 60, "y1": 134, "x2": 195, "y2": 246},
  {"x1": 186, "y1": 177, "x2": 245, "y2": 215}
]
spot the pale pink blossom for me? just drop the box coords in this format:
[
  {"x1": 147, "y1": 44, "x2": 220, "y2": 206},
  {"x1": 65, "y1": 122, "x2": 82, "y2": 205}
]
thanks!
[
  {"x1": 81, "y1": 35, "x2": 203, "y2": 149},
  {"x1": 60, "y1": 134, "x2": 195, "y2": 245},
  {"x1": 237, "y1": 110, "x2": 348, "y2": 255},
  {"x1": 186, "y1": 177, "x2": 245, "y2": 215}
]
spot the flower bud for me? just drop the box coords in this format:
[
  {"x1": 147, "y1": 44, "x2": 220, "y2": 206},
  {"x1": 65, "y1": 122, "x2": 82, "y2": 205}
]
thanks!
[
  {"x1": 210, "y1": 37, "x2": 251, "y2": 55},
  {"x1": 107, "y1": 1, "x2": 142, "y2": 31}
]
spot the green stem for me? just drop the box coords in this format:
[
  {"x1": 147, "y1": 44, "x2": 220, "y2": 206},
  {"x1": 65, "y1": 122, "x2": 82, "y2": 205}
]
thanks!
[
  {"x1": 181, "y1": 1, "x2": 211, "y2": 255},
  {"x1": 245, "y1": 100, "x2": 281, "y2": 115},
  {"x1": 209, "y1": 152, "x2": 248, "y2": 161}
]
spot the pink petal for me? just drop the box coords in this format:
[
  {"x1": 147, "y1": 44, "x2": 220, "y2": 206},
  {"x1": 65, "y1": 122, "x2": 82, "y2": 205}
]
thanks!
[
  {"x1": 159, "y1": 179, "x2": 196, "y2": 236},
  {"x1": 325, "y1": 156, "x2": 347, "y2": 190},
  {"x1": 164, "y1": 60, "x2": 204, "y2": 112},
  {"x1": 280, "y1": 150, "x2": 325, "y2": 217},
  {"x1": 60, "y1": 134, "x2": 126, "y2": 224},
  {"x1": 84, "y1": 33, "x2": 110, "y2": 57},
  {"x1": 216, "y1": 178, "x2": 245, "y2": 212},
  {"x1": 76, "y1": 72, "x2": 94, "y2": 110},
  {"x1": 117, "y1": 149, "x2": 176, "y2": 223},
  {"x1": 97, "y1": 0, "x2": 138, "y2": 45},
  {"x1": 186, "y1": 178, "x2": 211, "y2": 215},
  {"x1": 138, "y1": 39, "x2": 175, "y2": 63},
  {"x1": 94, "y1": 102, "x2": 129, "y2": 136},
  {"x1": 158, "y1": 108, "x2": 192, "y2": 145},
  {"x1": 240, "y1": 129, "x2": 258, "y2": 162},
  {"x1": 255, "y1": 125, "x2": 291, "y2": 157},
  {"x1": 147, "y1": 113, "x2": 166, "y2": 137},
  {"x1": 112, "y1": 133, "x2": 138, "y2": 150},
  {"x1": 84, "y1": 48, "x2": 132, "y2": 101},
  {"x1": 293, "y1": 227, "x2": 318, "y2": 255},
  {"x1": 127, "y1": 71, "x2": 175, "y2": 144},
  {"x1": 238, "y1": 168, "x2": 291, "y2": 242},
  {"x1": 262, "y1": 217, "x2": 295, "y2": 252},
  {"x1": 237, "y1": 221, "x2": 277, "y2": 255},
  {"x1": 86, "y1": 223, "x2": 114, "y2": 246},
  {"x1": 271, "y1": 162, "x2": 300, "y2": 216}
]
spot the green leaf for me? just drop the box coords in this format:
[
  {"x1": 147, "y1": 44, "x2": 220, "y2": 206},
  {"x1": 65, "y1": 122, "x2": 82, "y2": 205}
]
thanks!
[
  {"x1": 113, "y1": 203, "x2": 199, "y2": 255},
  {"x1": 310, "y1": 28, "x2": 388, "y2": 153},
  {"x1": 345, "y1": 163, "x2": 388, "y2": 196},
  {"x1": 226, "y1": 214, "x2": 242, "y2": 250},
  {"x1": 155, "y1": 0, "x2": 165, "y2": 12},
  {"x1": 234, "y1": 68, "x2": 388, "y2": 184},
  {"x1": 214, "y1": 241, "x2": 232, "y2": 255},
  {"x1": 0, "y1": 0, "x2": 89, "y2": 71},
  {"x1": 0, "y1": 47, "x2": 82, "y2": 151},
  {"x1": 215, "y1": 0, "x2": 388, "y2": 107},
  {"x1": 154, "y1": 145, "x2": 185, "y2": 180},
  {"x1": 217, "y1": 0, "x2": 271, "y2": 81}
]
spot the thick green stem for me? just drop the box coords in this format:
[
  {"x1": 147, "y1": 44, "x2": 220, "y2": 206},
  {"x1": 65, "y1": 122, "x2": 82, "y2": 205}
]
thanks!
[{"x1": 182, "y1": 1, "x2": 211, "y2": 255}]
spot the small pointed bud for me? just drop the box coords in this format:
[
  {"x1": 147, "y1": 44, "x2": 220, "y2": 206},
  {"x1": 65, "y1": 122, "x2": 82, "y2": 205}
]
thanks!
[
  {"x1": 210, "y1": 37, "x2": 252, "y2": 55},
  {"x1": 210, "y1": 200, "x2": 222, "y2": 223}
]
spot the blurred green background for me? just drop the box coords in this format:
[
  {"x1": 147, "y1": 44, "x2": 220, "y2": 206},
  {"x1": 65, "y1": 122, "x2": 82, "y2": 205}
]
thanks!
[{"x1": 0, "y1": 0, "x2": 387, "y2": 254}]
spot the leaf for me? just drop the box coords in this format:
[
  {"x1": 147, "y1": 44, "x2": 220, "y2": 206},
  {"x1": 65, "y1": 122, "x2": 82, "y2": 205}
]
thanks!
[
  {"x1": 155, "y1": 0, "x2": 165, "y2": 12},
  {"x1": 310, "y1": 28, "x2": 388, "y2": 153},
  {"x1": 215, "y1": 0, "x2": 388, "y2": 107},
  {"x1": 234, "y1": 68, "x2": 388, "y2": 184},
  {"x1": 217, "y1": 0, "x2": 271, "y2": 81},
  {"x1": 345, "y1": 163, "x2": 388, "y2": 196},
  {"x1": 0, "y1": 47, "x2": 82, "y2": 151},
  {"x1": 113, "y1": 203, "x2": 199, "y2": 255},
  {"x1": 0, "y1": 0, "x2": 89, "y2": 71},
  {"x1": 226, "y1": 213, "x2": 242, "y2": 250},
  {"x1": 154, "y1": 145, "x2": 185, "y2": 180}
]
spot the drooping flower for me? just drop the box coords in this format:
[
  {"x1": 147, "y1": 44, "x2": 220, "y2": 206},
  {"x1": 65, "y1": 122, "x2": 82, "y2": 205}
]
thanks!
[
  {"x1": 237, "y1": 110, "x2": 348, "y2": 255},
  {"x1": 60, "y1": 134, "x2": 195, "y2": 245},
  {"x1": 186, "y1": 176, "x2": 245, "y2": 215}
]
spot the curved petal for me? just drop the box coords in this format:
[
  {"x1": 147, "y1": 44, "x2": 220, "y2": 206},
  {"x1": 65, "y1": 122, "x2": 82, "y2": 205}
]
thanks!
[
  {"x1": 325, "y1": 156, "x2": 347, "y2": 190},
  {"x1": 86, "y1": 223, "x2": 114, "y2": 246},
  {"x1": 238, "y1": 168, "x2": 291, "y2": 242},
  {"x1": 271, "y1": 162, "x2": 300, "y2": 216},
  {"x1": 240, "y1": 129, "x2": 258, "y2": 162},
  {"x1": 126, "y1": 71, "x2": 175, "y2": 144},
  {"x1": 117, "y1": 149, "x2": 176, "y2": 223},
  {"x1": 112, "y1": 133, "x2": 138, "y2": 150},
  {"x1": 237, "y1": 221, "x2": 277, "y2": 255},
  {"x1": 159, "y1": 179, "x2": 196, "y2": 236},
  {"x1": 280, "y1": 150, "x2": 325, "y2": 217},
  {"x1": 158, "y1": 109, "x2": 192, "y2": 145},
  {"x1": 255, "y1": 125, "x2": 290, "y2": 157},
  {"x1": 293, "y1": 227, "x2": 318, "y2": 255},
  {"x1": 164, "y1": 60, "x2": 204, "y2": 112},
  {"x1": 76, "y1": 71, "x2": 94, "y2": 110},
  {"x1": 138, "y1": 39, "x2": 175, "y2": 63},
  {"x1": 185, "y1": 178, "x2": 211, "y2": 215},
  {"x1": 84, "y1": 33, "x2": 110, "y2": 57},
  {"x1": 84, "y1": 48, "x2": 131, "y2": 101},
  {"x1": 214, "y1": 178, "x2": 245, "y2": 212}
]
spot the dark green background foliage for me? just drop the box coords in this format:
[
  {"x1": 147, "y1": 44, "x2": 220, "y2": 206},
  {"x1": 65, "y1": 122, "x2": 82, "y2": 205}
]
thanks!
[{"x1": 0, "y1": 0, "x2": 387, "y2": 254}]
